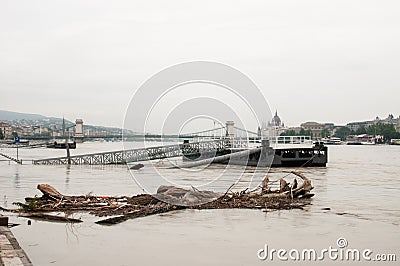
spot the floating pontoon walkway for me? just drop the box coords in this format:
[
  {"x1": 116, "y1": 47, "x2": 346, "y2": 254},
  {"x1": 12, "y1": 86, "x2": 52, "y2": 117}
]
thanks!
[
  {"x1": 32, "y1": 140, "x2": 234, "y2": 165},
  {"x1": 0, "y1": 153, "x2": 22, "y2": 165}
]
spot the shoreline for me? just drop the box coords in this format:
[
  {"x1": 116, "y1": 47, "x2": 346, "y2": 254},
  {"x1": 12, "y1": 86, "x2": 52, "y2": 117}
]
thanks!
[{"x1": 0, "y1": 224, "x2": 32, "y2": 266}]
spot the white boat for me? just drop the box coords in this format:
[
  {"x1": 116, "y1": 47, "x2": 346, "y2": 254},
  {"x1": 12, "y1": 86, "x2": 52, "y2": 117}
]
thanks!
[
  {"x1": 361, "y1": 140, "x2": 376, "y2": 145},
  {"x1": 359, "y1": 134, "x2": 376, "y2": 145},
  {"x1": 346, "y1": 134, "x2": 375, "y2": 145},
  {"x1": 390, "y1": 139, "x2": 400, "y2": 145},
  {"x1": 321, "y1": 137, "x2": 342, "y2": 145}
]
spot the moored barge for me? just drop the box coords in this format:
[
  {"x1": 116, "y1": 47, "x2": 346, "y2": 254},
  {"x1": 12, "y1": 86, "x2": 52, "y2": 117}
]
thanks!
[
  {"x1": 182, "y1": 136, "x2": 327, "y2": 167},
  {"x1": 46, "y1": 140, "x2": 77, "y2": 149}
]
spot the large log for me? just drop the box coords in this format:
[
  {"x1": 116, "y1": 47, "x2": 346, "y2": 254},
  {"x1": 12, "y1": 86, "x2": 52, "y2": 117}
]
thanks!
[
  {"x1": 37, "y1": 184, "x2": 66, "y2": 200},
  {"x1": 290, "y1": 171, "x2": 313, "y2": 197},
  {"x1": 261, "y1": 175, "x2": 269, "y2": 194},
  {"x1": 19, "y1": 213, "x2": 82, "y2": 223},
  {"x1": 279, "y1": 178, "x2": 290, "y2": 193}
]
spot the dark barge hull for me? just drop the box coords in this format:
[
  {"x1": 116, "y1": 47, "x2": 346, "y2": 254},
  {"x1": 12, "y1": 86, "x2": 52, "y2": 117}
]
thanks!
[
  {"x1": 46, "y1": 142, "x2": 77, "y2": 149},
  {"x1": 245, "y1": 146, "x2": 327, "y2": 167},
  {"x1": 183, "y1": 144, "x2": 327, "y2": 167}
]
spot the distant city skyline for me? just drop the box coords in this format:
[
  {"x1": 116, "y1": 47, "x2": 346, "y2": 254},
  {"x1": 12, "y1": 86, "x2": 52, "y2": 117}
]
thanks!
[
  {"x1": 0, "y1": 108, "x2": 398, "y2": 130},
  {"x1": 1, "y1": 1, "x2": 399, "y2": 129}
]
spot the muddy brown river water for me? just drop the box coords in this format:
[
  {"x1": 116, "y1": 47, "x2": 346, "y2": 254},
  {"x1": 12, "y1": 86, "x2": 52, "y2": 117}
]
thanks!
[{"x1": 1, "y1": 142, "x2": 399, "y2": 265}]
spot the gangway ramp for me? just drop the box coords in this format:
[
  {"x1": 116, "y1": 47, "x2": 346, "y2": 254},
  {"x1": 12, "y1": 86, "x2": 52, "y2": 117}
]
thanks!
[
  {"x1": 0, "y1": 152, "x2": 22, "y2": 164},
  {"x1": 32, "y1": 140, "x2": 230, "y2": 165}
]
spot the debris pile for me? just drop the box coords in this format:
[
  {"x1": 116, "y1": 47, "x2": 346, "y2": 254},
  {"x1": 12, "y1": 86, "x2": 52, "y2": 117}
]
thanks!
[{"x1": 1, "y1": 171, "x2": 314, "y2": 225}]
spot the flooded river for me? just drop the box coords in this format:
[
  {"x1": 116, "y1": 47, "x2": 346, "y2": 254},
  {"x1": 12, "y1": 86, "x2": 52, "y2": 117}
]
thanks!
[{"x1": 1, "y1": 142, "x2": 399, "y2": 265}]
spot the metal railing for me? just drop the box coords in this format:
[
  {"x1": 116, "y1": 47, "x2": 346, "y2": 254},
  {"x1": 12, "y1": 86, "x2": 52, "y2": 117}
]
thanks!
[
  {"x1": 267, "y1": 136, "x2": 313, "y2": 149},
  {"x1": 32, "y1": 139, "x2": 235, "y2": 165},
  {"x1": 0, "y1": 152, "x2": 22, "y2": 164}
]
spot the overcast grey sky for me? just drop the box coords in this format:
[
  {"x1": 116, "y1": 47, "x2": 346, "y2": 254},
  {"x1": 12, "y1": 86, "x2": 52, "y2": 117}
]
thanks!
[{"x1": 1, "y1": 0, "x2": 399, "y2": 129}]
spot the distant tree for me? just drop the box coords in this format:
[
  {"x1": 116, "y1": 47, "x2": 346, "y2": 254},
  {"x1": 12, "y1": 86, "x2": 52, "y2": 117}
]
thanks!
[
  {"x1": 12, "y1": 132, "x2": 18, "y2": 138},
  {"x1": 280, "y1": 129, "x2": 312, "y2": 137},
  {"x1": 299, "y1": 128, "x2": 313, "y2": 137},
  {"x1": 41, "y1": 132, "x2": 51, "y2": 137},
  {"x1": 333, "y1": 126, "x2": 352, "y2": 140},
  {"x1": 280, "y1": 130, "x2": 297, "y2": 136},
  {"x1": 366, "y1": 123, "x2": 400, "y2": 141},
  {"x1": 0, "y1": 130, "x2": 3, "y2": 140},
  {"x1": 355, "y1": 126, "x2": 367, "y2": 135},
  {"x1": 321, "y1": 129, "x2": 330, "y2": 138}
]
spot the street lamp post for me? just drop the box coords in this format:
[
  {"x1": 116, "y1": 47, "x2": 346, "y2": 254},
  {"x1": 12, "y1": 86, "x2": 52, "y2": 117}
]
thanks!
[{"x1": 62, "y1": 118, "x2": 72, "y2": 165}]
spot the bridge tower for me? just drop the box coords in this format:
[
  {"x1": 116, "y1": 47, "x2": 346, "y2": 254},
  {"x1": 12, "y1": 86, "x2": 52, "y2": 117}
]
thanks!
[
  {"x1": 75, "y1": 119, "x2": 84, "y2": 143},
  {"x1": 225, "y1": 121, "x2": 235, "y2": 138}
]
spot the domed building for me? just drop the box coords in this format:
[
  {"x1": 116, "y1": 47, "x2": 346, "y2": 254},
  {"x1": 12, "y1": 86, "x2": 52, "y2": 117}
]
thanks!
[
  {"x1": 259, "y1": 110, "x2": 286, "y2": 138},
  {"x1": 270, "y1": 110, "x2": 282, "y2": 127}
]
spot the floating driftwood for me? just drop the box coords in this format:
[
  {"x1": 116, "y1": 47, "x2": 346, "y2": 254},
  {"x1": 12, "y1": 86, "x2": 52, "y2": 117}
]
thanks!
[
  {"x1": 2, "y1": 171, "x2": 314, "y2": 225},
  {"x1": 129, "y1": 163, "x2": 144, "y2": 170},
  {"x1": 19, "y1": 213, "x2": 82, "y2": 223}
]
